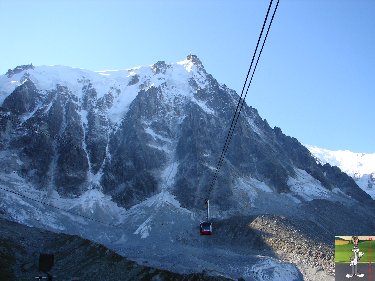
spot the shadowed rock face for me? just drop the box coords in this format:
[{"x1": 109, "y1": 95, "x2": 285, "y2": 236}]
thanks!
[
  {"x1": 0, "y1": 57, "x2": 373, "y2": 209},
  {"x1": 2, "y1": 79, "x2": 39, "y2": 115}
]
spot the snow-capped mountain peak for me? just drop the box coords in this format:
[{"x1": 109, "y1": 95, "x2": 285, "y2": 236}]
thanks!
[
  {"x1": 0, "y1": 55, "x2": 214, "y2": 126},
  {"x1": 177, "y1": 54, "x2": 205, "y2": 73},
  {"x1": 1, "y1": 54, "x2": 206, "y2": 93}
]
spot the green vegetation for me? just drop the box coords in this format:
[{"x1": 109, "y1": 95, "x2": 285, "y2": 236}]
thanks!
[{"x1": 335, "y1": 241, "x2": 374, "y2": 263}]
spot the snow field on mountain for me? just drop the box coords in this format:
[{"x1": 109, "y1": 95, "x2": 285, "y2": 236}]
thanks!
[
  {"x1": 355, "y1": 174, "x2": 375, "y2": 199},
  {"x1": 232, "y1": 169, "x2": 351, "y2": 215},
  {"x1": 160, "y1": 161, "x2": 179, "y2": 190},
  {"x1": 234, "y1": 177, "x2": 273, "y2": 207},
  {"x1": 288, "y1": 168, "x2": 331, "y2": 201}
]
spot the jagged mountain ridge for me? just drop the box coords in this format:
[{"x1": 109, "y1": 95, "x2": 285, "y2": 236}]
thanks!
[{"x1": 0, "y1": 55, "x2": 372, "y2": 210}]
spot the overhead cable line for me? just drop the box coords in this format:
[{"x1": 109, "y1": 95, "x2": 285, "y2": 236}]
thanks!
[{"x1": 207, "y1": 0, "x2": 280, "y2": 198}]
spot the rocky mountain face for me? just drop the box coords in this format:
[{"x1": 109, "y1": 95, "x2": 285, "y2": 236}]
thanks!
[
  {"x1": 1, "y1": 55, "x2": 374, "y2": 280},
  {"x1": 0, "y1": 55, "x2": 372, "y2": 209}
]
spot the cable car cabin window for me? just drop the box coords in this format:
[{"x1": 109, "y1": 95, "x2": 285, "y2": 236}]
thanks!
[{"x1": 200, "y1": 222, "x2": 212, "y2": 235}]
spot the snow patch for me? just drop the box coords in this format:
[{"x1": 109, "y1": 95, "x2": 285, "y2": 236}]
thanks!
[
  {"x1": 288, "y1": 168, "x2": 330, "y2": 201},
  {"x1": 61, "y1": 189, "x2": 126, "y2": 220},
  {"x1": 20, "y1": 102, "x2": 41, "y2": 123},
  {"x1": 145, "y1": 191, "x2": 183, "y2": 209},
  {"x1": 134, "y1": 216, "x2": 153, "y2": 238},
  {"x1": 145, "y1": 127, "x2": 172, "y2": 143},
  {"x1": 354, "y1": 174, "x2": 375, "y2": 199},
  {"x1": 177, "y1": 58, "x2": 194, "y2": 72},
  {"x1": 161, "y1": 161, "x2": 179, "y2": 190},
  {"x1": 128, "y1": 191, "x2": 191, "y2": 216},
  {"x1": 191, "y1": 97, "x2": 214, "y2": 114},
  {"x1": 234, "y1": 177, "x2": 273, "y2": 206},
  {"x1": 147, "y1": 144, "x2": 171, "y2": 153},
  {"x1": 246, "y1": 116, "x2": 264, "y2": 137}
]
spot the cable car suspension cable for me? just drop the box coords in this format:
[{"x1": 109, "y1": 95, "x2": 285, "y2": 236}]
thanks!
[{"x1": 207, "y1": 0, "x2": 280, "y2": 200}]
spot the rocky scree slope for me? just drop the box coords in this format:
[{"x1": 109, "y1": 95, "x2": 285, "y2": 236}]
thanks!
[{"x1": 0, "y1": 218, "x2": 230, "y2": 281}]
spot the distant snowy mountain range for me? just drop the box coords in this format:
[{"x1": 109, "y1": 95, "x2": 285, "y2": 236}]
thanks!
[{"x1": 307, "y1": 145, "x2": 375, "y2": 199}]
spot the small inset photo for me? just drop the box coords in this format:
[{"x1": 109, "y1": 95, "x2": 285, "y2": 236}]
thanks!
[{"x1": 335, "y1": 236, "x2": 374, "y2": 280}]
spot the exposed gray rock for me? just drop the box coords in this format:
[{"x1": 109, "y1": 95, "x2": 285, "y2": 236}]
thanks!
[
  {"x1": 5, "y1": 64, "x2": 34, "y2": 78},
  {"x1": 2, "y1": 78, "x2": 39, "y2": 115}
]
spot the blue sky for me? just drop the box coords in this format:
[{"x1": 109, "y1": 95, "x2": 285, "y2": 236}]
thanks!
[{"x1": 1, "y1": 0, "x2": 374, "y2": 153}]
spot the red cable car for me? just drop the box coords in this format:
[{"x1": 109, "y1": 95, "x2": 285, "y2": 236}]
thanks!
[
  {"x1": 200, "y1": 221, "x2": 212, "y2": 235},
  {"x1": 200, "y1": 199, "x2": 212, "y2": 235}
]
